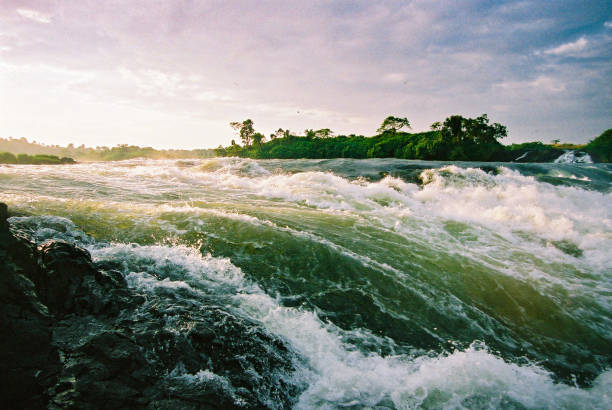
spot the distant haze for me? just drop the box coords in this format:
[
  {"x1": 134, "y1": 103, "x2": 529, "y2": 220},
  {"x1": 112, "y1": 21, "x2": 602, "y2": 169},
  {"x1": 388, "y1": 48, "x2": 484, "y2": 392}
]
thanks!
[{"x1": 1, "y1": 1, "x2": 611, "y2": 149}]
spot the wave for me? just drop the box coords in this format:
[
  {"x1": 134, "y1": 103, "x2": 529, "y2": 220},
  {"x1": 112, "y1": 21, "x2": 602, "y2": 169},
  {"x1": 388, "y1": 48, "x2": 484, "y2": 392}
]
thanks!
[
  {"x1": 177, "y1": 161, "x2": 612, "y2": 270},
  {"x1": 7, "y1": 215, "x2": 612, "y2": 408},
  {"x1": 90, "y1": 237, "x2": 612, "y2": 409},
  {"x1": 6, "y1": 161, "x2": 611, "y2": 333},
  {"x1": 554, "y1": 151, "x2": 593, "y2": 164}
]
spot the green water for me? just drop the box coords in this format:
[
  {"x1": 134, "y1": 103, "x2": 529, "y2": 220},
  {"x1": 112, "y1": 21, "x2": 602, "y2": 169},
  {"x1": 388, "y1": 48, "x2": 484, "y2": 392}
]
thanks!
[{"x1": 2, "y1": 158, "x2": 611, "y2": 408}]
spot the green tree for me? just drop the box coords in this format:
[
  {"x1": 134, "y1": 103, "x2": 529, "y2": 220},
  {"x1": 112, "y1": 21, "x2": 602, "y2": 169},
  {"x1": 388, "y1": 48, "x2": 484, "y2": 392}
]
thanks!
[
  {"x1": 377, "y1": 116, "x2": 411, "y2": 135},
  {"x1": 585, "y1": 128, "x2": 612, "y2": 162},
  {"x1": 463, "y1": 114, "x2": 507, "y2": 144},
  {"x1": 314, "y1": 128, "x2": 333, "y2": 138},
  {"x1": 230, "y1": 119, "x2": 255, "y2": 146},
  {"x1": 441, "y1": 114, "x2": 506, "y2": 145},
  {"x1": 272, "y1": 128, "x2": 285, "y2": 140},
  {"x1": 441, "y1": 115, "x2": 465, "y2": 144},
  {"x1": 214, "y1": 145, "x2": 227, "y2": 156},
  {"x1": 252, "y1": 132, "x2": 265, "y2": 147},
  {"x1": 0, "y1": 152, "x2": 17, "y2": 163},
  {"x1": 304, "y1": 129, "x2": 316, "y2": 139}
]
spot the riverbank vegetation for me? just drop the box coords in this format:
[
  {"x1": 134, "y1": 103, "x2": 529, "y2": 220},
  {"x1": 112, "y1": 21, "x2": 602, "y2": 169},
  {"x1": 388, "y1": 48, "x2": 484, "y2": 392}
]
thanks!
[
  {"x1": 0, "y1": 152, "x2": 75, "y2": 165},
  {"x1": 3, "y1": 118, "x2": 609, "y2": 163},
  {"x1": 585, "y1": 128, "x2": 612, "y2": 162},
  {"x1": 0, "y1": 138, "x2": 215, "y2": 162},
  {"x1": 216, "y1": 115, "x2": 611, "y2": 162}
]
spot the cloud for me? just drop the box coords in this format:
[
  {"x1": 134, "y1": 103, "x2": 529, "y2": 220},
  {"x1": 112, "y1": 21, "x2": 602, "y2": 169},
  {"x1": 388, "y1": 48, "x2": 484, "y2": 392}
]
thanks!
[
  {"x1": 1, "y1": 1, "x2": 611, "y2": 145},
  {"x1": 382, "y1": 73, "x2": 407, "y2": 84},
  {"x1": 544, "y1": 37, "x2": 588, "y2": 56},
  {"x1": 494, "y1": 75, "x2": 566, "y2": 94},
  {"x1": 530, "y1": 76, "x2": 567, "y2": 92},
  {"x1": 118, "y1": 68, "x2": 186, "y2": 97},
  {"x1": 16, "y1": 8, "x2": 51, "y2": 24},
  {"x1": 194, "y1": 91, "x2": 235, "y2": 104}
]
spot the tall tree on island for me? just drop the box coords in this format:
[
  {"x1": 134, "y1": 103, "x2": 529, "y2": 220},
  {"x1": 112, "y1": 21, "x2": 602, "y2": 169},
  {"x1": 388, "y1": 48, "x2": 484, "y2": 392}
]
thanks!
[
  {"x1": 441, "y1": 114, "x2": 506, "y2": 145},
  {"x1": 441, "y1": 115, "x2": 465, "y2": 145},
  {"x1": 230, "y1": 119, "x2": 255, "y2": 146},
  {"x1": 315, "y1": 128, "x2": 333, "y2": 138},
  {"x1": 252, "y1": 132, "x2": 265, "y2": 148},
  {"x1": 377, "y1": 116, "x2": 411, "y2": 135}
]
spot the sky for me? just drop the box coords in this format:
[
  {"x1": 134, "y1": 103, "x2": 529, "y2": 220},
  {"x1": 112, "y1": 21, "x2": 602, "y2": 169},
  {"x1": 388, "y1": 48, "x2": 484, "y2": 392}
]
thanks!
[{"x1": 1, "y1": 1, "x2": 611, "y2": 149}]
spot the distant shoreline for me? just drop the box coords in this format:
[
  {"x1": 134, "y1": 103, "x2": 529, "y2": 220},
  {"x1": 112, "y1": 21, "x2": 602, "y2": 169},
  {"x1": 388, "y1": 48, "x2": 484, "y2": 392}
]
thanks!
[
  {"x1": 2, "y1": 127, "x2": 610, "y2": 163},
  {"x1": 0, "y1": 152, "x2": 75, "y2": 165}
]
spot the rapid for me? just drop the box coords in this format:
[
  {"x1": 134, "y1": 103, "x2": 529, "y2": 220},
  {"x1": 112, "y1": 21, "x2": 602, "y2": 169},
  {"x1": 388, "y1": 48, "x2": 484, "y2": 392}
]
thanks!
[{"x1": 1, "y1": 157, "x2": 611, "y2": 409}]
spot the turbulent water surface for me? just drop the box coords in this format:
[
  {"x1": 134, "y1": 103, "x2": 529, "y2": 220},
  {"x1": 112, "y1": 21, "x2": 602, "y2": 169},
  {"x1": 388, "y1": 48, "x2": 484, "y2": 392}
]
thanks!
[{"x1": 1, "y1": 158, "x2": 611, "y2": 408}]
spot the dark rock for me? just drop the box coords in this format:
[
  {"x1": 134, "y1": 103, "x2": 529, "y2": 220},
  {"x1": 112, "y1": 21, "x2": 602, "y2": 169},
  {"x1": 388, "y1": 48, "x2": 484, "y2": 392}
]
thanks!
[
  {"x1": 189, "y1": 323, "x2": 216, "y2": 344},
  {"x1": 0, "y1": 202, "x2": 7, "y2": 228},
  {"x1": 34, "y1": 240, "x2": 136, "y2": 317},
  {"x1": 35, "y1": 240, "x2": 94, "y2": 316},
  {"x1": 59, "y1": 331, "x2": 154, "y2": 408},
  {"x1": 0, "y1": 224, "x2": 60, "y2": 409},
  {"x1": 1, "y1": 205, "x2": 304, "y2": 408},
  {"x1": 512, "y1": 148, "x2": 563, "y2": 163}
]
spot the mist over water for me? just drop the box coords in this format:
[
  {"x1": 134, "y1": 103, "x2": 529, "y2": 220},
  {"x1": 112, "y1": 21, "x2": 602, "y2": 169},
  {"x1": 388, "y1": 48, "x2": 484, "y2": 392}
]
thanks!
[{"x1": 2, "y1": 158, "x2": 611, "y2": 408}]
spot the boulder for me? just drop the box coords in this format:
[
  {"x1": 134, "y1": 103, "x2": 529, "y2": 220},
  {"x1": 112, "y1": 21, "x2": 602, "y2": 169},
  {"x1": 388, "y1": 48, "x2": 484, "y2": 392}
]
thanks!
[
  {"x1": 0, "y1": 205, "x2": 60, "y2": 408},
  {"x1": 1, "y1": 204, "x2": 304, "y2": 408}
]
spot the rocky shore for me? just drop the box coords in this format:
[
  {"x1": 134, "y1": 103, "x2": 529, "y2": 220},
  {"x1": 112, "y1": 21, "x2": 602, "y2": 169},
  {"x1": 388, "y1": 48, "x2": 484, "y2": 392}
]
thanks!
[{"x1": 0, "y1": 203, "x2": 303, "y2": 409}]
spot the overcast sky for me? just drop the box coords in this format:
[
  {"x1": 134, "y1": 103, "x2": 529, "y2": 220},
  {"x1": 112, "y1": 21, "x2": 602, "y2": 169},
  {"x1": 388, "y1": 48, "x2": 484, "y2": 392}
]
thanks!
[{"x1": 1, "y1": 1, "x2": 611, "y2": 148}]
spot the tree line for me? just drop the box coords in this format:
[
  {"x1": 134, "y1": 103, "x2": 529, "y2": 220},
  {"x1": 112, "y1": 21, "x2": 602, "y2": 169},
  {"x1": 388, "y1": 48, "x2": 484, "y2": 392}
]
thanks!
[
  {"x1": 0, "y1": 138, "x2": 216, "y2": 162},
  {"x1": 0, "y1": 152, "x2": 76, "y2": 165},
  {"x1": 3, "y1": 119, "x2": 608, "y2": 163},
  {"x1": 215, "y1": 114, "x2": 519, "y2": 161}
]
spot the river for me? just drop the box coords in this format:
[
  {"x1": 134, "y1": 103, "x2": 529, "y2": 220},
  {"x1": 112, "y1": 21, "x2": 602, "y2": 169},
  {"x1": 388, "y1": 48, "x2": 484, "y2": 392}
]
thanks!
[{"x1": 1, "y1": 158, "x2": 611, "y2": 408}]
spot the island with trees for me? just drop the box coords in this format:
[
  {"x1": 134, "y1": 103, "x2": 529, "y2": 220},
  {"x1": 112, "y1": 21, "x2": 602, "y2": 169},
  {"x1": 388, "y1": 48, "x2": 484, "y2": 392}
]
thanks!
[{"x1": 215, "y1": 115, "x2": 611, "y2": 163}]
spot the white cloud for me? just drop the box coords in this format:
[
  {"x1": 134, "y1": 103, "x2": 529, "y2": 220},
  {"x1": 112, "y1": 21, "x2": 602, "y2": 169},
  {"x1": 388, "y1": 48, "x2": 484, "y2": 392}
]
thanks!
[
  {"x1": 16, "y1": 8, "x2": 52, "y2": 24},
  {"x1": 118, "y1": 68, "x2": 188, "y2": 97},
  {"x1": 605, "y1": 21, "x2": 612, "y2": 29},
  {"x1": 382, "y1": 73, "x2": 407, "y2": 84},
  {"x1": 194, "y1": 91, "x2": 235, "y2": 103},
  {"x1": 494, "y1": 75, "x2": 566, "y2": 93},
  {"x1": 530, "y1": 76, "x2": 566, "y2": 92},
  {"x1": 544, "y1": 36, "x2": 588, "y2": 56}
]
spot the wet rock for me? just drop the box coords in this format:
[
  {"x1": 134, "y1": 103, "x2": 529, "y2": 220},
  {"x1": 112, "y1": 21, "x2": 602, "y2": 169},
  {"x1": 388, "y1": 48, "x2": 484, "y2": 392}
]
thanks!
[
  {"x1": 1, "y1": 205, "x2": 304, "y2": 408},
  {"x1": 35, "y1": 240, "x2": 135, "y2": 317},
  {"x1": 189, "y1": 322, "x2": 216, "y2": 345},
  {"x1": 510, "y1": 148, "x2": 564, "y2": 163},
  {"x1": 0, "y1": 202, "x2": 7, "y2": 228},
  {"x1": 0, "y1": 210, "x2": 60, "y2": 409},
  {"x1": 128, "y1": 301, "x2": 303, "y2": 408},
  {"x1": 56, "y1": 331, "x2": 154, "y2": 408},
  {"x1": 0, "y1": 270, "x2": 59, "y2": 409},
  {"x1": 36, "y1": 240, "x2": 94, "y2": 315}
]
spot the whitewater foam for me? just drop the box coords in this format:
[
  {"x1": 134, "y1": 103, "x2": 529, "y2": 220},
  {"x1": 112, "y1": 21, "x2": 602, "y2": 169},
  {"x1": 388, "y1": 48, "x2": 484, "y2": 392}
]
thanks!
[
  {"x1": 90, "y1": 239, "x2": 611, "y2": 409},
  {"x1": 554, "y1": 151, "x2": 593, "y2": 164}
]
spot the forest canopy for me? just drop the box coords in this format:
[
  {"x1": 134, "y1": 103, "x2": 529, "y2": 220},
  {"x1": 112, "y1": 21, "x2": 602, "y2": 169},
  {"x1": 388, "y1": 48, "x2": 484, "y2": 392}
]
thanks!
[{"x1": 215, "y1": 114, "x2": 530, "y2": 162}]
